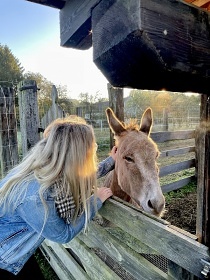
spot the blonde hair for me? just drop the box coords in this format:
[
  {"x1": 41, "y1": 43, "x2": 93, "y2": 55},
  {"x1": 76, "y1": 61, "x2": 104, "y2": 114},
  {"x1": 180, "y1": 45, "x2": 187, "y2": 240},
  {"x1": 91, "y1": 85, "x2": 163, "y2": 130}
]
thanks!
[{"x1": 0, "y1": 116, "x2": 97, "y2": 230}]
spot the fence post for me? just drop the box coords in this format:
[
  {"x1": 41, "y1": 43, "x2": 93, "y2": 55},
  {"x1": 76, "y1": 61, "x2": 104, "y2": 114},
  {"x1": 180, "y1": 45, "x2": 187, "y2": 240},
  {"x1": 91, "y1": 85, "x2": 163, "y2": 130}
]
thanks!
[
  {"x1": 41, "y1": 85, "x2": 65, "y2": 129},
  {"x1": 0, "y1": 87, "x2": 19, "y2": 177},
  {"x1": 107, "y1": 83, "x2": 124, "y2": 148},
  {"x1": 18, "y1": 80, "x2": 40, "y2": 157},
  {"x1": 163, "y1": 108, "x2": 169, "y2": 131},
  {"x1": 195, "y1": 94, "x2": 210, "y2": 248}
]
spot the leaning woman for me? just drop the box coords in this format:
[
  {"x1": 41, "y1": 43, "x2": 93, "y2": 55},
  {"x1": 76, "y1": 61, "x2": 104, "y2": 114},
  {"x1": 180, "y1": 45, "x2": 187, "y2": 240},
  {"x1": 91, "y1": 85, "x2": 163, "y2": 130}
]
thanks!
[{"x1": 0, "y1": 116, "x2": 116, "y2": 276}]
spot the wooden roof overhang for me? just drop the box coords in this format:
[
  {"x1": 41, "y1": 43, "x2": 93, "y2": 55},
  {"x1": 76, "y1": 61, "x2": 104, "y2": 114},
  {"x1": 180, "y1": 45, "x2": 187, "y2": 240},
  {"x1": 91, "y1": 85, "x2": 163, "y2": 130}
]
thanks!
[
  {"x1": 26, "y1": 0, "x2": 210, "y2": 94},
  {"x1": 26, "y1": 0, "x2": 210, "y2": 12},
  {"x1": 184, "y1": 0, "x2": 210, "y2": 11}
]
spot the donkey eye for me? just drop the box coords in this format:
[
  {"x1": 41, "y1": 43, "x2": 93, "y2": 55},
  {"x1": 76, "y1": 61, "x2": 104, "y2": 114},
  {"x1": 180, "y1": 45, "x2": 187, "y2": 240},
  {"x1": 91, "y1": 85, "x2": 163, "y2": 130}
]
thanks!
[{"x1": 124, "y1": 156, "x2": 134, "y2": 163}]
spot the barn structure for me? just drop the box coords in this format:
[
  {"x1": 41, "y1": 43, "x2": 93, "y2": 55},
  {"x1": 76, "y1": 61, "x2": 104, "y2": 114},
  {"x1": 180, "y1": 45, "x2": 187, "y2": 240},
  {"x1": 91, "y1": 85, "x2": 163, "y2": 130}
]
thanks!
[{"x1": 22, "y1": 0, "x2": 210, "y2": 278}]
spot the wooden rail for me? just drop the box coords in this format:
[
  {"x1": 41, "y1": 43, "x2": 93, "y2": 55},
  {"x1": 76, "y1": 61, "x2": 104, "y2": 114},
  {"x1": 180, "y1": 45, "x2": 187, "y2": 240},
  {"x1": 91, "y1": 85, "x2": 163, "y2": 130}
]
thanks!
[
  {"x1": 151, "y1": 130, "x2": 196, "y2": 193},
  {"x1": 42, "y1": 197, "x2": 209, "y2": 280}
]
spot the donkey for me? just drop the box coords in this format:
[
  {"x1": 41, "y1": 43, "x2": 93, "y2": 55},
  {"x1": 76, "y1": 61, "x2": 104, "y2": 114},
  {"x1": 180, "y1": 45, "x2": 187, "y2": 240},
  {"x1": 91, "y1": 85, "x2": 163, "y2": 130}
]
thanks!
[{"x1": 104, "y1": 107, "x2": 165, "y2": 217}]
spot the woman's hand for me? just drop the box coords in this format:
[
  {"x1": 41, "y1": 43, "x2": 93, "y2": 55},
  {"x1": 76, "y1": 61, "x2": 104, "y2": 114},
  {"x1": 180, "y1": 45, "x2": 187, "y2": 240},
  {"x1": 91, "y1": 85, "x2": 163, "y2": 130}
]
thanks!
[
  {"x1": 110, "y1": 146, "x2": 117, "y2": 161},
  {"x1": 97, "y1": 187, "x2": 113, "y2": 203}
]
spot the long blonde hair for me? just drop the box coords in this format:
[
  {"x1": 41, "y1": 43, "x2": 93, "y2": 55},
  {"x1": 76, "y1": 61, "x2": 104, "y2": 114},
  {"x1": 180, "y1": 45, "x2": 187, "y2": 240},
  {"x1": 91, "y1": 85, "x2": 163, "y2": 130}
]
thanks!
[{"x1": 0, "y1": 116, "x2": 97, "y2": 230}]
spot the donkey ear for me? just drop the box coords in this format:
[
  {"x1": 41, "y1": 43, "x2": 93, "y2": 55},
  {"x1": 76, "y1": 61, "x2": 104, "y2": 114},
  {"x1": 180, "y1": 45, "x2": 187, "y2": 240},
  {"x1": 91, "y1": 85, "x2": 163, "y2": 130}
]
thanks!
[
  {"x1": 140, "y1": 107, "x2": 153, "y2": 135},
  {"x1": 106, "y1": 108, "x2": 126, "y2": 135}
]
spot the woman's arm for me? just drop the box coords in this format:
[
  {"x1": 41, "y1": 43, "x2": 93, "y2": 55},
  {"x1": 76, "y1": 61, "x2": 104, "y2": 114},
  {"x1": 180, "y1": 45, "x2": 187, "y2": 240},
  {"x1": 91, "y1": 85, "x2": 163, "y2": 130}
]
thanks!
[
  {"x1": 16, "y1": 188, "x2": 112, "y2": 244},
  {"x1": 97, "y1": 146, "x2": 117, "y2": 178}
]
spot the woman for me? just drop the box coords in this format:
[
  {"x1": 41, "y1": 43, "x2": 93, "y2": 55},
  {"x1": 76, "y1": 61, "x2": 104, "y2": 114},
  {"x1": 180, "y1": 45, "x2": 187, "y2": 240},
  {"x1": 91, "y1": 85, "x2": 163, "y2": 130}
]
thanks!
[{"x1": 0, "y1": 116, "x2": 116, "y2": 275}]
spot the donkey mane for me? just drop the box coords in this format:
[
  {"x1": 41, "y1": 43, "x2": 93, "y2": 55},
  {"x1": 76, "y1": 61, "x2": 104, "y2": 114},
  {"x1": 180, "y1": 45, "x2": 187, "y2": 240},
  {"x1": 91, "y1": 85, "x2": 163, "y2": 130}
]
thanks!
[{"x1": 122, "y1": 119, "x2": 140, "y2": 131}]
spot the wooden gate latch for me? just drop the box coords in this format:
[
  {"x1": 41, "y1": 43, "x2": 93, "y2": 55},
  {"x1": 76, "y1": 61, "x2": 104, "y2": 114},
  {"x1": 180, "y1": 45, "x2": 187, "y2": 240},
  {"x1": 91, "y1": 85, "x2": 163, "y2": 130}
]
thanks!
[{"x1": 201, "y1": 259, "x2": 210, "y2": 278}]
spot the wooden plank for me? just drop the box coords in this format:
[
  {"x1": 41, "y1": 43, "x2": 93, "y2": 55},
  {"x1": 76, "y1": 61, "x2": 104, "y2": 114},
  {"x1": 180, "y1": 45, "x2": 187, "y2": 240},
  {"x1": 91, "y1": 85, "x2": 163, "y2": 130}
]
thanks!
[
  {"x1": 161, "y1": 176, "x2": 195, "y2": 193},
  {"x1": 168, "y1": 225, "x2": 197, "y2": 241},
  {"x1": 99, "y1": 198, "x2": 210, "y2": 279},
  {"x1": 168, "y1": 261, "x2": 195, "y2": 280},
  {"x1": 159, "y1": 146, "x2": 195, "y2": 158},
  {"x1": 77, "y1": 222, "x2": 167, "y2": 280},
  {"x1": 151, "y1": 130, "x2": 195, "y2": 143},
  {"x1": 40, "y1": 242, "x2": 76, "y2": 280},
  {"x1": 106, "y1": 226, "x2": 159, "y2": 255},
  {"x1": 67, "y1": 238, "x2": 122, "y2": 280},
  {"x1": 195, "y1": 94, "x2": 210, "y2": 248},
  {"x1": 159, "y1": 159, "x2": 195, "y2": 177},
  {"x1": 192, "y1": 0, "x2": 210, "y2": 7},
  {"x1": 42, "y1": 241, "x2": 89, "y2": 280},
  {"x1": 92, "y1": 0, "x2": 210, "y2": 93},
  {"x1": 26, "y1": 0, "x2": 65, "y2": 9},
  {"x1": 60, "y1": 0, "x2": 100, "y2": 49}
]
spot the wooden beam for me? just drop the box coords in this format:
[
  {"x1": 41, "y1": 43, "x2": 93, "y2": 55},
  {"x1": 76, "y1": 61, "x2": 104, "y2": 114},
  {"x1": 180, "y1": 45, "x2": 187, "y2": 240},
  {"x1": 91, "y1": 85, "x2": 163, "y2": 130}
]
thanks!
[
  {"x1": 196, "y1": 94, "x2": 210, "y2": 248},
  {"x1": 59, "y1": 0, "x2": 100, "y2": 49},
  {"x1": 92, "y1": 0, "x2": 210, "y2": 94},
  {"x1": 26, "y1": 0, "x2": 65, "y2": 9},
  {"x1": 192, "y1": 0, "x2": 210, "y2": 7}
]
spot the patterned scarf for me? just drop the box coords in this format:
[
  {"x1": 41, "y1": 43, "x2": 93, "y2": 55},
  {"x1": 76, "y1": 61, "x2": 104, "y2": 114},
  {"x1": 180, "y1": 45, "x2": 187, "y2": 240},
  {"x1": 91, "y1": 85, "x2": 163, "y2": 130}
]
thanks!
[{"x1": 54, "y1": 179, "x2": 84, "y2": 224}]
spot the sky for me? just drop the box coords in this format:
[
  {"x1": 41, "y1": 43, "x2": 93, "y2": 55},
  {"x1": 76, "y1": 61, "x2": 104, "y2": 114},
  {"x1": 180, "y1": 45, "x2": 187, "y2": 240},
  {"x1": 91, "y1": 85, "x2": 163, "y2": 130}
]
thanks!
[{"x1": 0, "y1": 0, "x2": 129, "y2": 99}]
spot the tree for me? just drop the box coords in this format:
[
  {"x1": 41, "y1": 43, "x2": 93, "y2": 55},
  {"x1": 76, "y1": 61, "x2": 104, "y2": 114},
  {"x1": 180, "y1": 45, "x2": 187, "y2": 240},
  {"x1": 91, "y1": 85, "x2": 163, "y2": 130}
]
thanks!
[
  {"x1": 78, "y1": 91, "x2": 101, "y2": 120},
  {"x1": 126, "y1": 90, "x2": 157, "y2": 119},
  {"x1": 126, "y1": 89, "x2": 200, "y2": 125},
  {"x1": 0, "y1": 44, "x2": 24, "y2": 87}
]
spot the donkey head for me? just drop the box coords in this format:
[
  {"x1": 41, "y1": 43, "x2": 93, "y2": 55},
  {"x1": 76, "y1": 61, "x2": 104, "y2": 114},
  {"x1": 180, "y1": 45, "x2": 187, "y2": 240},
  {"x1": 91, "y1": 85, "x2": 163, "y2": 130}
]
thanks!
[{"x1": 106, "y1": 107, "x2": 165, "y2": 216}]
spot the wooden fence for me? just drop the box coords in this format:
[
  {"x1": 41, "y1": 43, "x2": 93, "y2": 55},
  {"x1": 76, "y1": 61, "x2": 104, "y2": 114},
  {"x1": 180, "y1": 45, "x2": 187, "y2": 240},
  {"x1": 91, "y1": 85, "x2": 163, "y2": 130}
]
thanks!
[
  {"x1": 0, "y1": 81, "x2": 65, "y2": 177},
  {"x1": 0, "y1": 87, "x2": 18, "y2": 176},
  {"x1": 151, "y1": 130, "x2": 195, "y2": 193},
  {"x1": 0, "y1": 82, "x2": 209, "y2": 279},
  {"x1": 41, "y1": 129, "x2": 202, "y2": 280},
  {"x1": 41, "y1": 197, "x2": 209, "y2": 279}
]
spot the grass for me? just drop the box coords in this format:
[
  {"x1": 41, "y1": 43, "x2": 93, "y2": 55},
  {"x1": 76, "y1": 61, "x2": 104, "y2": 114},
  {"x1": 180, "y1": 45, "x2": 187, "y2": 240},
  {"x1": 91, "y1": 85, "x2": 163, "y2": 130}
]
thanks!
[
  {"x1": 164, "y1": 180, "x2": 197, "y2": 204},
  {"x1": 34, "y1": 249, "x2": 59, "y2": 280}
]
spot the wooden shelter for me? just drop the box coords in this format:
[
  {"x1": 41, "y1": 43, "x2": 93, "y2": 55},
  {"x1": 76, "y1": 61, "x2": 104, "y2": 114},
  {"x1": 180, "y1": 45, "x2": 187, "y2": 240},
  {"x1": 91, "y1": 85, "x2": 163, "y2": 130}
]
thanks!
[
  {"x1": 26, "y1": 0, "x2": 210, "y2": 93},
  {"x1": 23, "y1": 0, "x2": 210, "y2": 278}
]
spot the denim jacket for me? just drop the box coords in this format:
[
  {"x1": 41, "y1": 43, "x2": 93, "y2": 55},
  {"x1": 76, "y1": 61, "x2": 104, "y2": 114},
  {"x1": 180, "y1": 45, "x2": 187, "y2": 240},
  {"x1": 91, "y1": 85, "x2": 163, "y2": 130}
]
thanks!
[{"x1": 0, "y1": 156, "x2": 114, "y2": 275}]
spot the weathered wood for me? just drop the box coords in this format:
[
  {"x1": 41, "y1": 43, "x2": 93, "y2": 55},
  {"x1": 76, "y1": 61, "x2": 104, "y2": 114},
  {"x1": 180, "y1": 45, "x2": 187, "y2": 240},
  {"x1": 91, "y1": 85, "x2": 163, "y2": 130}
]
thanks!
[
  {"x1": 99, "y1": 198, "x2": 210, "y2": 279},
  {"x1": 159, "y1": 159, "x2": 195, "y2": 177},
  {"x1": 18, "y1": 80, "x2": 40, "y2": 156},
  {"x1": 159, "y1": 146, "x2": 195, "y2": 158},
  {"x1": 42, "y1": 241, "x2": 89, "y2": 280},
  {"x1": 161, "y1": 176, "x2": 195, "y2": 193},
  {"x1": 168, "y1": 261, "x2": 195, "y2": 280},
  {"x1": 41, "y1": 85, "x2": 65, "y2": 129},
  {"x1": 107, "y1": 83, "x2": 124, "y2": 149},
  {"x1": 26, "y1": 0, "x2": 65, "y2": 9},
  {"x1": 41, "y1": 242, "x2": 78, "y2": 280},
  {"x1": 0, "y1": 87, "x2": 18, "y2": 177},
  {"x1": 60, "y1": 0, "x2": 100, "y2": 49},
  {"x1": 67, "y1": 238, "x2": 122, "y2": 280},
  {"x1": 77, "y1": 222, "x2": 167, "y2": 280},
  {"x1": 105, "y1": 226, "x2": 159, "y2": 255},
  {"x1": 163, "y1": 108, "x2": 169, "y2": 131},
  {"x1": 92, "y1": 0, "x2": 210, "y2": 93},
  {"x1": 151, "y1": 130, "x2": 195, "y2": 143},
  {"x1": 195, "y1": 94, "x2": 210, "y2": 247}
]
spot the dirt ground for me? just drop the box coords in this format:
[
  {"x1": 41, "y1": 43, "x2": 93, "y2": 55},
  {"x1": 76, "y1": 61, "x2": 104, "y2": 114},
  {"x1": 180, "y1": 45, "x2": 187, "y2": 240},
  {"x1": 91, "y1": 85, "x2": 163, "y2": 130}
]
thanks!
[{"x1": 162, "y1": 192, "x2": 197, "y2": 234}]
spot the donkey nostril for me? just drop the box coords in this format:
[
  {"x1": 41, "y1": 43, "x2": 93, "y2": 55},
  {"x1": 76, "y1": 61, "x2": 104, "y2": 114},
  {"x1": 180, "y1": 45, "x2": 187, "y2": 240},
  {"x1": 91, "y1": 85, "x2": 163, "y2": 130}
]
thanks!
[{"x1": 148, "y1": 200, "x2": 154, "y2": 209}]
